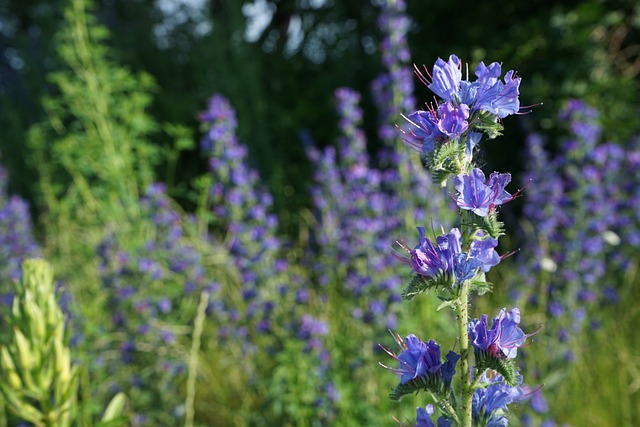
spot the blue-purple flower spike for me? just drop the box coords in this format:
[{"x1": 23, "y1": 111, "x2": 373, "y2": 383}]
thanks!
[{"x1": 382, "y1": 53, "x2": 533, "y2": 426}]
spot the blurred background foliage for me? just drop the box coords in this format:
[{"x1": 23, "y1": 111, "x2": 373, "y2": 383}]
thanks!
[
  {"x1": 2, "y1": 0, "x2": 639, "y2": 234},
  {"x1": 0, "y1": 0, "x2": 639, "y2": 426}
]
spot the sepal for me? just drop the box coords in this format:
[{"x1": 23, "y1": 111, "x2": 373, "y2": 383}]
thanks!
[
  {"x1": 467, "y1": 273, "x2": 493, "y2": 296},
  {"x1": 474, "y1": 348, "x2": 520, "y2": 386},
  {"x1": 425, "y1": 139, "x2": 465, "y2": 186},
  {"x1": 473, "y1": 111, "x2": 503, "y2": 140},
  {"x1": 481, "y1": 213, "x2": 505, "y2": 239},
  {"x1": 402, "y1": 273, "x2": 454, "y2": 300},
  {"x1": 389, "y1": 371, "x2": 441, "y2": 401}
]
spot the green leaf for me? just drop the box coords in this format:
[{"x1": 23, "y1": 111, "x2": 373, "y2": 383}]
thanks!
[
  {"x1": 402, "y1": 274, "x2": 453, "y2": 300},
  {"x1": 468, "y1": 278, "x2": 493, "y2": 296},
  {"x1": 388, "y1": 374, "x2": 440, "y2": 401},
  {"x1": 436, "y1": 297, "x2": 458, "y2": 311}
]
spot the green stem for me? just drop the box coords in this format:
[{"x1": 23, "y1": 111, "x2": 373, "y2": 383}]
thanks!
[
  {"x1": 429, "y1": 391, "x2": 460, "y2": 426},
  {"x1": 185, "y1": 290, "x2": 210, "y2": 427},
  {"x1": 457, "y1": 283, "x2": 473, "y2": 427}
]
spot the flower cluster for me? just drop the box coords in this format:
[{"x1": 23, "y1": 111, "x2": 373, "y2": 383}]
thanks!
[
  {"x1": 306, "y1": 87, "x2": 414, "y2": 331},
  {"x1": 372, "y1": 0, "x2": 416, "y2": 144},
  {"x1": 469, "y1": 308, "x2": 538, "y2": 387},
  {"x1": 371, "y1": 0, "x2": 454, "y2": 227},
  {"x1": 399, "y1": 55, "x2": 522, "y2": 186},
  {"x1": 403, "y1": 54, "x2": 520, "y2": 152},
  {"x1": 510, "y1": 99, "x2": 640, "y2": 425},
  {"x1": 95, "y1": 183, "x2": 212, "y2": 425},
  {"x1": 381, "y1": 333, "x2": 460, "y2": 402},
  {"x1": 395, "y1": 226, "x2": 499, "y2": 295},
  {"x1": 0, "y1": 164, "x2": 42, "y2": 334}
]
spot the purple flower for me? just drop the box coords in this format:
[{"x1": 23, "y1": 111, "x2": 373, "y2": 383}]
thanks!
[
  {"x1": 468, "y1": 231, "x2": 501, "y2": 272},
  {"x1": 401, "y1": 103, "x2": 470, "y2": 153},
  {"x1": 416, "y1": 55, "x2": 522, "y2": 120},
  {"x1": 396, "y1": 227, "x2": 500, "y2": 281},
  {"x1": 383, "y1": 334, "x2": 459, "y2": 387},
  {"x1": 428, "y1": 55, "x2": 462, "y2": 102},
  {"x1": 401, "y1": 54, "x2": 523, "y2": 161},
  {"x1": 474, "y1": 64, "x2": 521, "y2": 118},
  {"x1": 157, "y1": 298, "x2": 172, "y2": 314},
  {"x1": 400, "y1": 335, "x2": 430, "y2": 382},
  {"x1": 472, "y1": 374, "x2": 525, "y2": 424},
  {"x1": 469, "y1": 308, "x2": 530, "y2": 359},
  {"x1": 437, "y1": 102, "x2": 470, "y2": 138},
  {"x1": 454, "y1": 169, "x2": 514, "y2": 216},
  {"x1": 400, "y1": 226, "x2": 452, "y2": 278},
  {"x1": 415, "y1": 404, "x2": 452, "y2": 427},
  {"x1": 301, "y1": 315, "x2": 329, "y2": 336},
  {"x1": 402, "y1": 109, "x2": 445, "y2": 153}
]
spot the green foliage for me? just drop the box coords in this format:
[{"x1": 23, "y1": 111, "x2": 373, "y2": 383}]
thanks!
[
  {"x1": 467, "y1": 212, "x2": 505, "y2": 241},
  {"x1": 0, "y1": 259, "x2": 128, "y2": 427},
  {"x1": 24, "y1": 0, "x2": 169, "y2": 323},
  {"x1": 0, "y1": 259, "x2": 78, "y2": 426},
  {"x1": 473, "y1": 112, "x2": 503, "y2": 140},
  {"x1": 29, "y1": 0, "x2": 160, "y2": 224}
]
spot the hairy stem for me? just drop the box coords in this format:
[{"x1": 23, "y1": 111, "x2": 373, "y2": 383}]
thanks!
[{"x1": 457, "y1": 283, "x2": 472, "y2": 427}]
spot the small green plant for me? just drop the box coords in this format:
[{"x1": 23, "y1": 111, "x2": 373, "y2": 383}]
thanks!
[{"x1": 0, "y1": 259, "x2": 127, "y2": 427}]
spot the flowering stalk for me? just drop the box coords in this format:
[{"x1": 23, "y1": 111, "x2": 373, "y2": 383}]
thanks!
[
  {"x1": 0, "y1": 259, "x2": 127, "y2": 427},
  {"x1": 382, "y1": 55, "x2": 537, "y2": 427}
]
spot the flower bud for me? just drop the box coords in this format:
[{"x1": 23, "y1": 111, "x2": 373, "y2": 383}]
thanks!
[
  {"x1": 7, "y1": 370, "x2": 22, "y2": 389},
  {"x1": 102, "y1": 392, "x2": 127, "y2": 422},
  {"x1": 13, "y1": 328, "x2": 33, "y2": 370},
  {"x1": 1, "y1": 346, "x2": 17, "y2": 372},
  {"x1": 1, "y1": 347, "x2": 23, "y2": 389},
  {"x1": 28, "y1": 300, "x2": 47, "y2": 341}
]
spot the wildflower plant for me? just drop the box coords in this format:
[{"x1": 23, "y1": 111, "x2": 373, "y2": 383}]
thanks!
[
  {"x1": 0, "y1": 259, "x2": 127, "y2": 427},
  {"x1": 510, "y1": 99, "x2": 640, "y2": 424},
  {"x1": 381, "y1": 55, "x2": 537, "y2": 427},
  {"x1": 195, "y1": 93, "x2": 338, "y2": 424}
]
